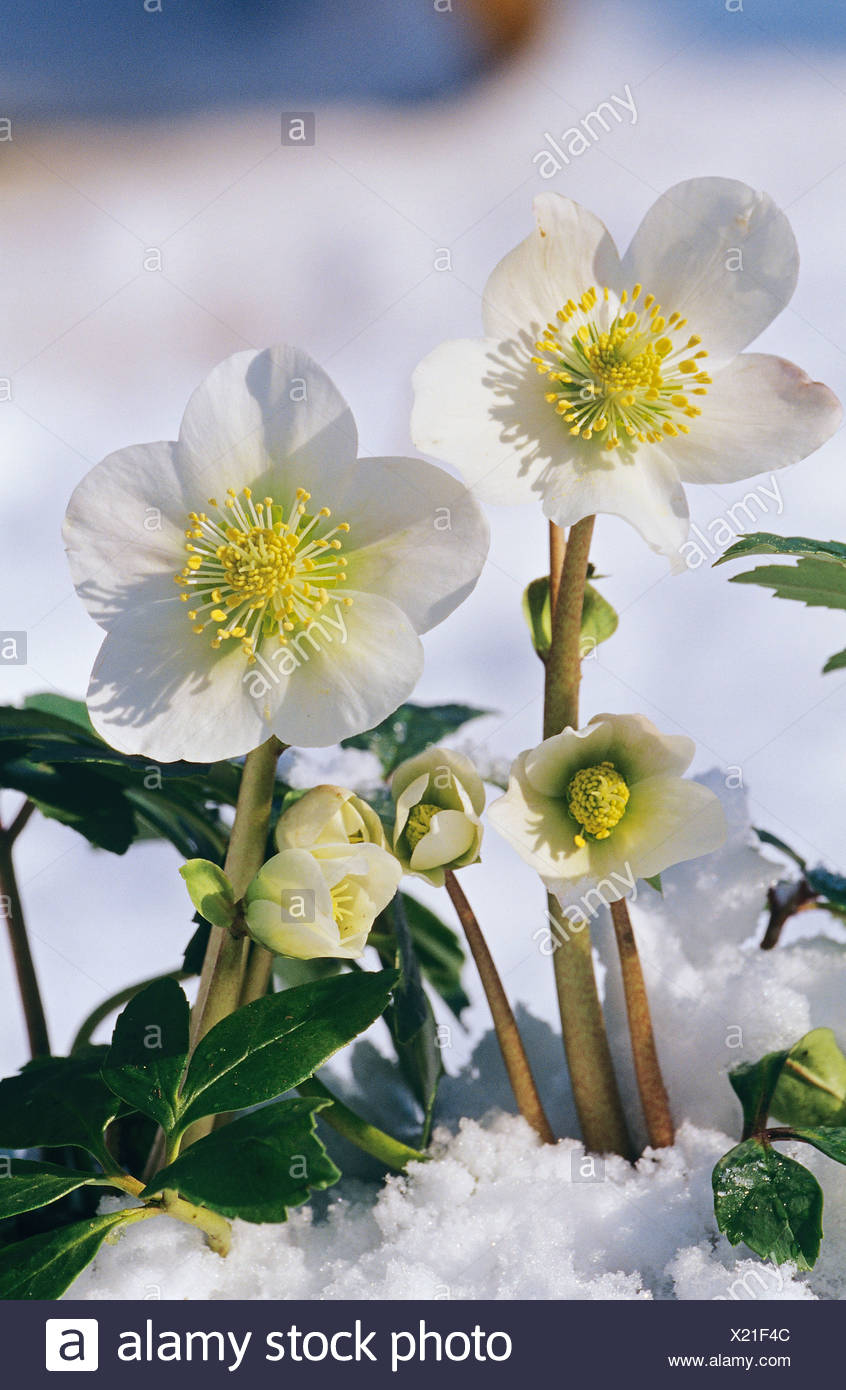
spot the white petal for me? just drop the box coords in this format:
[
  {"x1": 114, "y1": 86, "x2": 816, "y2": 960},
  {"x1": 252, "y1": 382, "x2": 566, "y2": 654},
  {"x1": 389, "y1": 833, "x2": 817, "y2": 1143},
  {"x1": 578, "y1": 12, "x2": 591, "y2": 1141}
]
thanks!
[
  {"x1": 345, "y1": 845, "x2": 403, "y2": 917},
  {"x1": 267, "y1": 590, "x2": 423, "y2": 747},
  {"x1": 523, "y1": 725, "x2": 610, "y2": 794},
  {"x1": 86, "y1": 600, "x2": 269, "y2": 762},
  {"x1": 341, "y1": 456, "x2": 489, "y2": 632},
  {"x1": 482, "y1": 193, "x2": 622, "y2": 342},
  {"x1": 584, "y1": 714, "x2": 694, "y2": 782},
  {"x1": 391, "y1": 747, "x2": 486, "y2": 816},
  {"x1": 63, "y1": 442, "x2": 192, "y2": 629},
  {"x1": 178, "y1": 346, "x2": 358, "y2": 500},
  {"x1": 487, "y1": 754, "x2": 588, "y2": 880},
  {"x1": 616, "y1": 775, "x2": 727, "y2": 880},
  {"x1": 409, "y1": 810, "x2": 477, "y2": 872},
  {"x1": 525, "y1": 715, "x2": 694, "y2": 789},
  {"x1": 412, "y1": 337, "x2": 564, "y2": 505},
  {"x1": 621, "y1": 178, "x2": 798, "y2": 364},
  {"x1": 393, "y1": 771, "x2": 431, "y2": 842},
  {"x1": 274, "y1": 785, "x2": 355, "y2": 851},
  {"x1": 668, "y1": 354, "x2": 842, "y2": 485},
  {"x1": 541, "y1": 446, "x2": 690, "y2": 569}
]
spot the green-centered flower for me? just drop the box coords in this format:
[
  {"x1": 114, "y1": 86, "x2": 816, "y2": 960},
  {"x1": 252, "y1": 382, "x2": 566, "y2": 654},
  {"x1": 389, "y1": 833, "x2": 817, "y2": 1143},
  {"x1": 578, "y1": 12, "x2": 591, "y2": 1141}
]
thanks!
[
  {"x1": 488, "y1": 713, "x2": 726, "y2": 907},
  {"x1": 390, "y1": 746, "x2": 485, "y2": 886}
]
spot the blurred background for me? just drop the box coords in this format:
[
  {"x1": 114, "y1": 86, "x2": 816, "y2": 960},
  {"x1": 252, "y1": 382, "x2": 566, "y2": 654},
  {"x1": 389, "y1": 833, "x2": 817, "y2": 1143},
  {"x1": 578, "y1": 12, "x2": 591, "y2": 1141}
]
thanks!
[{"x1": 1, "y1": 0, "x2": 845, "y2": 1097}]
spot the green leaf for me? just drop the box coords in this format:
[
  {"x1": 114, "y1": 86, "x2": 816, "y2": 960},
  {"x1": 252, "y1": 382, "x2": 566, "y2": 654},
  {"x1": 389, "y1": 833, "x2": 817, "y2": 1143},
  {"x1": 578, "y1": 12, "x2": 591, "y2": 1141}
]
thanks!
[
  {"x1": 385, "y1": 896, "x2": 443, "y2": 1144},
  {"x1": 715, "y1": 533, "x2": 846, "y2": 567},
  {"x1": 805, "y1": 866, "x2": 846, "y2": 912},
  {"x1": 580, "y1": 581, "x2": 618, "y2": 652},
  {"x1": 728, "y1": 558, "x2": 846, "y2": 612},
  {"x1": 521, "y1": 576, "x2": 617, "y2": 662},
  {"x1": 23, "y1": 692, "x2": 96, "y2": 735},
  {"x1": 272, "y1": 955, "x2": 344, "y2": 989},
  {"x1": 144, "y1": 1100, "x2": 339, "y2": 1222},
  {"x1": 729, "y1": 1049, "x2": 788, "y2": 1136},
  {"x1": 179, "y1": 859, "x2": 237, "y2": 930},
  {"x1": 341, "y1": 702, "x2": 490, "y2": 778},
  {"x1": 101, "y1": 979, "x2": 190, "y2": 1132},
  {"x1": 0, "y1": 701, "x2": 288, "y2": 861},
  {"x1": 297, "y1": 1077, "x2": 426, "y2": 1172},
  {"x1": 0, "y1": 1159, "x2": 102, "y2": 1220},
  {"x1": 0, "y1": 1211, "x2": 136, "y2": 1299},
  {"x1": 178, "y1": 970, "x2": 398, "y2": 1130},
  {"x1": 787, "y1": 1126, "x2": 846, "y2": 1166},
  {"x1": 373, "y1": 892, "x2": 469, "y2": 1018},
  {"x1": 823, "y1": 647, "x2": 846, "y2": 674},
  {"x1": 0, "y1": 1055, "x2": 120, "y2": 1155},
  {"x1": 182, "y1": 918, "x2": 211, "y2": 976},
  {"x1": 754, "y1": 827, "x2": 807, "y2": 871},
  {"x1": 644, "y1": 873, "x2": 663, "y2": 894},
  {"x1": 713, "y1": 1139, "x2": 823, "y2": 1269},
  {"x1": 522, "y1": 577, "x2": 552, "y2": 660},
  {"x1": 770, "y1": 1028, "x2": 846, "y2": 1128},
  {"x1": 0, "y1": 758, "x2": 138, "y2": 854}
]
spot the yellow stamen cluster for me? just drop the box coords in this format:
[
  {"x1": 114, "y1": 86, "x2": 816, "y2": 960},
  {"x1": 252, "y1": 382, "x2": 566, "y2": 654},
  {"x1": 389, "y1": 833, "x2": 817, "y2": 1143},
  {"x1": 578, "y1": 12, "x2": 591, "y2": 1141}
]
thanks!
[
  {"x1": 174, "y1": 486, "x2": 352, "y2": 663},
  {"x1": 531, "y1": 283, "x2": 711, "y2": 450},
  {"x1": 330, "y1": 880, "x2": 356, "y2": 937},
  {"x1": 567, "y1": 761, "x2": 630, "y2": 848},
  {"x1": 404, "y1": 802, "x2": 440, "y2": 852}
]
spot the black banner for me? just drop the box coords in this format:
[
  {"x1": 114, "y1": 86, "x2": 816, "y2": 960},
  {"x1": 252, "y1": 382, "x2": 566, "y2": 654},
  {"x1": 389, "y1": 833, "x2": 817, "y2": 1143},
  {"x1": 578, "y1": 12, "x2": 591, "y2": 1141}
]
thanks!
[{"x1": 0, "y1": 1299, "x2": 833, "y2": 1385}]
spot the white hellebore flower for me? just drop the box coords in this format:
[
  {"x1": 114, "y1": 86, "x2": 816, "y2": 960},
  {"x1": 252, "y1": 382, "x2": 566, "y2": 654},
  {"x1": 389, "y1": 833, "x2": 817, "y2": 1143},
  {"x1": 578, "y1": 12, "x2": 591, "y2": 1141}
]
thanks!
[
  {"x1": 275, "y1": 784, "x2": 387, "y2": 853},
  {"x1": 244, "y1": 840, "x2": 401, "y2": 961},
  {"x1": 63, "y1": 346, "x2": 489, "y2": 762},
  {"x1": 391, "y1": 747, "x2": 485, "y2": 886},
  {"x1": 411, "y1": 178, "x2": 841, "y2": 568},
  {"x1": 488, "y1": 713, "x2": 726, "y2": 907}
]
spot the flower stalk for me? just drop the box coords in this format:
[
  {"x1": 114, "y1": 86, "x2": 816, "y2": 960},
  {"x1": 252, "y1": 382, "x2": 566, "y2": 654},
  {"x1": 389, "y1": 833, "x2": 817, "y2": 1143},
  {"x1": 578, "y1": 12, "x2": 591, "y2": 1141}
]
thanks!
[
  {"x1": 609, "y1": 898, "x2": 674, "y2": 1149},
  {"x1": 190, "y1": 735, "x2": 284, "y2": 1052},
  {"x1": 180, "y1": 735, "x2": 283, "y2": 1152},
  {"x1": 108, "y1": 1171, "x2": 231, "y2": 1256},
  {"x1": 444, "y1": 868, "x2": 556, "y2": 1145},
  {"x1": 543, "y1": 518, "x2": 631, "y2": 1158},
  {"x1": 0, "y1": 803, "x2": 50, "y2": 1059}
]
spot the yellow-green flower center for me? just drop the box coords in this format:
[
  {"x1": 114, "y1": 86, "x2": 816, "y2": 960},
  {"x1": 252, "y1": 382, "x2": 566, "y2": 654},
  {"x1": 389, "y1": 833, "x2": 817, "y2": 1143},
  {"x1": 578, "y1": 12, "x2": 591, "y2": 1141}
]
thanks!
[
  {"x1": 567, "y1": 761, "x2": 630, "y2": 848},
  {"x1": 405, "y1": 802, "x2": 440, "y2": 852},
  {"x1": 532, "y1": 283, "x2": 711, "y2": 452},
  {"x1": 174, "y1": 486, "x2": 352, "y2": 663}
]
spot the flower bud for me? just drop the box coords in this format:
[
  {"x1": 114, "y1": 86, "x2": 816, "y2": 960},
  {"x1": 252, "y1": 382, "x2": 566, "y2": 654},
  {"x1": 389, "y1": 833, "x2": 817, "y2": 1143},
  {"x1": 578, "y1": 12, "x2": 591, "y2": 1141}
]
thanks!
[
  {"x1": 390, "y1": 747, "x2": 484, "y2": 885},
  {"x1": 275, "y1": 784, "x2": 387, "y2": 853},
  {"x1": 245, "y1": 841, "x2": 401, "y2": 961}
]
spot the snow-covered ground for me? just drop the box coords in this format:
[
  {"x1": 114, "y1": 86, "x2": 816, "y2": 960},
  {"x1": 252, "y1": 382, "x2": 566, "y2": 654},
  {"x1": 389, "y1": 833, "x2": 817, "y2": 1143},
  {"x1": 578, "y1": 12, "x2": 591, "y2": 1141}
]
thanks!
[
  {"x1": 3, "y1": 0, "x2": 846, "y2": 1300},
  {"x1": 72, "y1": 778, "x2": 846, "y2": 1300}
]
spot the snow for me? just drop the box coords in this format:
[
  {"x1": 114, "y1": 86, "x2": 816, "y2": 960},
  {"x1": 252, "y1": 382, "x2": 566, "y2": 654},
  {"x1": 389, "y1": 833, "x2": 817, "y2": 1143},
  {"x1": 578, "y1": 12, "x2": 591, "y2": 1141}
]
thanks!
[{"x1": 71, "y1": 779, "x2": 846, "y2": 1301}]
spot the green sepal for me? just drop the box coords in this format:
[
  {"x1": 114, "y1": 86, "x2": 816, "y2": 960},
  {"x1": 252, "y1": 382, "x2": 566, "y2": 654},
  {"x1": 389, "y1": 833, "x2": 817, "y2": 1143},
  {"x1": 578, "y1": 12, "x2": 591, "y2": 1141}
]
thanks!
[{"x1": 179, "y1": 859, "x2": 237, "y2": 931}]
